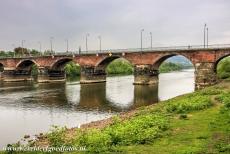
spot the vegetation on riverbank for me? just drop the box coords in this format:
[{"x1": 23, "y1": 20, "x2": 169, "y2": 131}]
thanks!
[
  {"x1": 159, "y1": 62, "x2": 192, "y2": 73},
  {"x1": 217, "y1": 57, "x2": 230, "y2": 79},
  {"x1": 10, "y1": 80, "x2": 229, "y2": 153},
  {"x1": 64, "y1": 62, "x2": 81, "y2": 77},
  {"x1": 106, "y1": 58, "x2": 133, "y2": 75}
]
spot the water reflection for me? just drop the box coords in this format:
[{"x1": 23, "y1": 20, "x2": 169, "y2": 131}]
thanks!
[{"x1": 0, "y1": 70, "x2": 194, "y2": 148}]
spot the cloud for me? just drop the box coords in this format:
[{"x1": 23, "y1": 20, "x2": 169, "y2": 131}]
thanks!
[{"x1": 0, "y1": 0, "x2": 230, "y2": 51}]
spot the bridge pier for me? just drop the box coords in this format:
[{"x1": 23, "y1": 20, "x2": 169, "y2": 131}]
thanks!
[
  {"x1": 80, "y1": 66, "x2": 106, "y2": 84},
  {"x1": 37, "y1": 67, "x2": 66, "y2": 83},
  {"x1": 133, "y1": 65, "x2": 159, "y2": 85},
  {"x1": 0, "y1": 72, "x2": 3, "y2": 81},
  {"x1": 195, "y1": 62, "x2": 217, "y2": 89},
  {"x1": 1, "y1": 69, "x2": 33, "y2": 82}
]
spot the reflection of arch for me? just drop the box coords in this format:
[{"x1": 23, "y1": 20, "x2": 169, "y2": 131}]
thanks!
[
  {"x1": 0, "y1": 63, "x2": 4, "y2": 72},
  {"x1": 153, "y1": 54, "x2": 194, "y2": 69},
  {"x1": 50, "y1": 58, "x2": 73, "y2": 70},
  {"x1": 96, "y1": 56, "x2": 133, "y2": 68},
  {"x1": 16, "y1": 59, "x2": 39, "y2": 70},
  {"x1": 214, "y1": 54, "x2": 230, "y2": 73}
]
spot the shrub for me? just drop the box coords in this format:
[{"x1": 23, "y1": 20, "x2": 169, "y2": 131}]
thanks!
[
  {"x1": 64, "y1": 62, "x2": 80, "y2": 77},
  {"x1": 104, "y1": 113, "x2": 169, "y2": 146},
  {"x1": 106, "y1": 58, "x2": 133, "y2": 75},
  {"x1": 217, "y1": 57, "x2": 230, "y2": 79},
  {"x1": 165, "y1": 93, "x2": 212, "y2": 113},
  {"x1": 47, "y1": 126, "x2": 67, "y2": 147}
]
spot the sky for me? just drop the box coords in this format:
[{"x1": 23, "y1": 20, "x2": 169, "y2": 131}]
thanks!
[{"x1": 0, "y1": 0, "x2": 230, "y2": 52}]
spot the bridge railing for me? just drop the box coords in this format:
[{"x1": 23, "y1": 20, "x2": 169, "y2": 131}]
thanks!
[
  {"x1": 54, "y1": 44, "x2": 230, "y2": 55},
  {"x1": 1, "y1": 44, "x2": 230, "y2": 59}
]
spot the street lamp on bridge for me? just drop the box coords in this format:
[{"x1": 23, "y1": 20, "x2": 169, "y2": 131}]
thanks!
[
  {"x1": 206, "y1": 27, "x2": 209, "y2": 48},
  {"x1": 38, "y1": 41, "x2": 42, "y2": 55},
  {"x1": 65, "y1": 39, "x2": 69, "y2": 53},
  {"x1": 140, "y1": 29, "x2": 144, "y2": 52},
  {"x1": 98, "y1": 35, "x2": 101, "y2": 53},
  {"x1": 50, "y1": 37, "x2": 54, "y2": 55},
  {"x1": 86, "y1": 33, "x2": 90, "y2": 53},
  {"x1": 150, "y1": 32, "x2": 152, "y2": 49},
  {"x1": 12, "y1": 44, "x2": 15, "y2": 58},
  {"x1": 204, "y1": 24, "x2": 207, "y2": 48},
  {"x1": 21, "y1": 40, "x2": 25, "y2": 56}
]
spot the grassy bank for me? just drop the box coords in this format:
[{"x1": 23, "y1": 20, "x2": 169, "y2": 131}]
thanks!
[{"x1": 8, "y1": 80, "x2": 229, "y2": 154}]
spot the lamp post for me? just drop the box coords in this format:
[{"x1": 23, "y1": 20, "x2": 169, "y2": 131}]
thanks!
[
  {"x1": 38, "y1": 41, "x2": 42, "y2": 55},
  {"x1": 140, "y1": 29, "x2": 144, "y2": 52},
  {"x1": 21, "y1": 40, "x2": 25, "y2": 56},
  {"x1": 206, "y1": 27, "x2": 209, "y2": 48},
  {"x1": 86, "y1": 33, "x2": 90, "y2": 53},
  {"x1": 98, "y1": 35, "x2": 101, "y2": 53},
  {"x1": 65, "y1": 39, "x2": 69, "y2": 52},
  {"x1": 150, "y1": 32, "x2": 152, "y2": 49},
  {"x1": 50, "y1": 37, "x2": 54, "y2": 55},
  {"x1": 12, "y1": 44, "x2": 15, "y2": 58},
  {"x1": 204, "y1": 24, "x2": 207, "y2": 48}
]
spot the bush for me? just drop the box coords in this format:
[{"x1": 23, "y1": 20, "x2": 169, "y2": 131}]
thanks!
[
  {"x1": 217, "y1": 57, "x2": 230, "y2": 79},
  {"x1": 104, "y1": 113, "x2": 169, "y2": 146},
  {"x1": 165, "y1": 93, "x2": 212, "y2": 113},
  {"x1": 47, "y1": 126, "x2": 67, "y2": 147},
  {"x1": 47, "y1": 113, "x2": 169, "y2": 153},
  {"x1": 216, "y1": 92, "x2": 230, "y2": 109},
  {"x1": 106, "y1": 58, "x2": 133, "y2": 75},
  {"x1": 64, "y1": 62, "x2": 80, "y2": 77}
]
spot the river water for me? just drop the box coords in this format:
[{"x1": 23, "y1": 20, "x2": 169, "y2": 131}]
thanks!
[{"x1": 0, "y1": 69, "x2": 194, "y2": 148}]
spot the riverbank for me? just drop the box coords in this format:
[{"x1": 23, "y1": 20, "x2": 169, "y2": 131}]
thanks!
[{"x1": 14, "y1": 79, "x2": 230, "y2": 153}]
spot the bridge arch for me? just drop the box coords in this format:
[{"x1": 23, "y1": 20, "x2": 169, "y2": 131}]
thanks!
[
  {"x1": 152, "y1": 53, "x2": 194, "y2": 69},
  {"x1": 214, "y1": 53, "x2": 230, "y2": 73},
  {"x1": 50, "y1": 58, "x2": 74, "y2": 70},
  {"x1": 96, "y1": 55, "x2": 133, "y2": 68},
  {"x1": 16, "y1": 59, "x2": 39, "y2": 70},
  {"x1": 0, "y1": 63, "x2": 4, "y2": 72}
]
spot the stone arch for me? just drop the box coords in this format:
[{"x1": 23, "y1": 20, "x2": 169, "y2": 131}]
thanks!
[
  {"x1": 96, "y1": 55, "x2": 133, "y2": 68},
  {"x1": 214, "y1": 53, "x2": 230, "y2": 73},
  {"x1": 50, "y1": 58, "x2": 74, "y2": 70},
  {"x1": 0, "y1": 63, "x2": 4, "y2": 72},
  {"x1": 152, "y1": 53, "x2": 194, "y2": 69},
  {"x1": 16, "y1": 59, "x2": 39, "y2": 70}
]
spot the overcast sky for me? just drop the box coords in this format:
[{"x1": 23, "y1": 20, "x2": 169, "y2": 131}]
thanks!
[{"x1": 0, "y1": 0, "x2": 230, "y2": 52}]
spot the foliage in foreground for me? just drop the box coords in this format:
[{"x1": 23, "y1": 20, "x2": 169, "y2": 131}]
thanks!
[
  {"x1": 165, "y1": 93, "x2": 212, "y2": 113},
  {"x1": 47, "y1": 113, "x2": 169, "y2": 153},
  {"x1": 41, "y1": 85, "x2": 229, "y2": 153}
]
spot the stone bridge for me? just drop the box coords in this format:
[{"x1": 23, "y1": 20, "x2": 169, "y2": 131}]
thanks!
[{"x1": 0, "y1": 46, "x2": 230, "y2": 89}]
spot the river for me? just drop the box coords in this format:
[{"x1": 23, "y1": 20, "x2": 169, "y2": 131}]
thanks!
[{"x1": 0, "y1": 69, "x2": 194, "y2": 148}]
